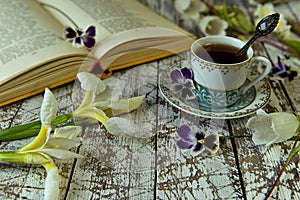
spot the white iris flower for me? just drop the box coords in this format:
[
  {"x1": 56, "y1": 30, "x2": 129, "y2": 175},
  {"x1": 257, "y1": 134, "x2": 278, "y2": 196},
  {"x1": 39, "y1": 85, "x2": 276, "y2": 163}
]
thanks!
[
  {"x1": 0, "y1": 88, "x2": 82, "y2": 200},
  {"x1": 73, "y1": 72, "x2": 145, "y2": 137},
  {"x1": 247, "y1": 109, "x2": 299, "y2": 146}
]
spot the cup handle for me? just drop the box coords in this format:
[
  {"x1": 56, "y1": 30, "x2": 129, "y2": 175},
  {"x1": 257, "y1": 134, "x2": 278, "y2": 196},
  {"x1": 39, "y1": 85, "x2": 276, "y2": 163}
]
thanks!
[{"x1": 241, "y1": 56, "x2": 271, "y2": 94}]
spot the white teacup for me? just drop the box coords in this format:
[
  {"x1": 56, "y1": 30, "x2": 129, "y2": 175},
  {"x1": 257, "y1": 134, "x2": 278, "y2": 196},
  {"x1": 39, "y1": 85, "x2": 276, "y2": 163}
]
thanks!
[{"x1": 191, "y1": 36, "x2": 271, "y2": 108}]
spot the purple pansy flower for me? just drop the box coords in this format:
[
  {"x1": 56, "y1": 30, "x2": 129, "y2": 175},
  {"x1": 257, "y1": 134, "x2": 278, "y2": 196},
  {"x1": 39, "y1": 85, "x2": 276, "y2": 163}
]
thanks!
[
  {"x1": 176, "y1": 124, "x2": 219, "y2": 156},
  {"x1": 64, "y1": 26, "x2": 96, "y2": 48},
  {"x1": 170, "y1": 67, "x2": 196, "y2": 99},
  {"x1": 270, "y1": 56, "x2": 298, "y2": 82}
]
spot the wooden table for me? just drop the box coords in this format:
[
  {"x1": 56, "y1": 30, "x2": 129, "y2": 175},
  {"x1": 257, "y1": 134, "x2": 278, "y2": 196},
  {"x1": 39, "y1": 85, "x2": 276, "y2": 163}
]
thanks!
[{"x1": 1, "y1": 0, "x2": 300, "y2": 199}]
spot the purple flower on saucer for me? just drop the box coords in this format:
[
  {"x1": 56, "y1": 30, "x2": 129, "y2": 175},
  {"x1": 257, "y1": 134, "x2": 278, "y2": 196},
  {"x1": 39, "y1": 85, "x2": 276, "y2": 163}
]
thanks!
[
  {"x1": 176, "y1": 124, "x2": 219, "y2": 156},
  {"x1": 170, "y1": 67, "x2": 196, "y2": 100},
  {"x1": 64, "y1": 26, "x2": 96, "y2": 48},
  {"x1": 270, "y1": 56, "x2": 298, "y2": 82}
]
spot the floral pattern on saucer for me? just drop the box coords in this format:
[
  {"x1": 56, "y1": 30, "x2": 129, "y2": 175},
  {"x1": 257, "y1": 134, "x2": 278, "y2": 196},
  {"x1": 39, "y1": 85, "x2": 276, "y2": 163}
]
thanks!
[{"x1": 159, "y1": 60, "x2": 271, "y2": 119}]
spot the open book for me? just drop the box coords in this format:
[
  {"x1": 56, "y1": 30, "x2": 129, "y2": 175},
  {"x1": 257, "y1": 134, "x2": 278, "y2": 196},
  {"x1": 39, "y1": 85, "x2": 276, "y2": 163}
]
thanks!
[{"x1": 0, "y1": 0, "x2": 195, "y2": 107}]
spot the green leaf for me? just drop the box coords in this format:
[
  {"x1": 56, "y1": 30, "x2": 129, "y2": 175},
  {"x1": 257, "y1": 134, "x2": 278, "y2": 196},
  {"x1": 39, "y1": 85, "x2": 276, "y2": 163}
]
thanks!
[
  {"x1": 227, "y1": 7, "x2": 254, "y2": 33},
  {"x1": 213, "y1": 4, "x2": 254, "y2": 35},
  {"x1": 290, "y1": 143, "x2": 300, "y2": 157},
  {"x1": 282, "y1": 39, "x2": 300, "y2": 57}
]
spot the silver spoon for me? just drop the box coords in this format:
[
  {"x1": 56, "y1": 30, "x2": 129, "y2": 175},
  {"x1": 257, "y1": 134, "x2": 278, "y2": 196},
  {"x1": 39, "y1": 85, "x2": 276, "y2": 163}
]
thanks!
[{"x1": 235, "y1": 13, "x2": 280, "y2": 57}]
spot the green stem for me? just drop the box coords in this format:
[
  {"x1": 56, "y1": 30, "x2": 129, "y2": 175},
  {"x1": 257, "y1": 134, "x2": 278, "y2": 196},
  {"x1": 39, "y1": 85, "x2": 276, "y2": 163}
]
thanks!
[
  {"x1": 0, "y1": 121, "x2": 41, "y2": 141},
  {"x1": 220, "y1": 135, "x2": 300, "y2": 141},
  {"x1": 0, "y1": 151, "x2": 25, "y2": 163},
  {"x1": 264, "y1": 122, "x2": 300, "y2": 199},
  {"x1": 264, "y1": 152, "x2": 294, "y2": 200},
  {"x1": 40, "y1": 3, "x2": 79, "y2": 28},
  {"x1": 220, "y1": 135, "x2": 252, "y2": 139},
  {"x1": 51, "y1": 113, "x2": 74, "y2": 126},
  {"x1": 0, "y1": 113, "x2": 73, "y2": 141}
]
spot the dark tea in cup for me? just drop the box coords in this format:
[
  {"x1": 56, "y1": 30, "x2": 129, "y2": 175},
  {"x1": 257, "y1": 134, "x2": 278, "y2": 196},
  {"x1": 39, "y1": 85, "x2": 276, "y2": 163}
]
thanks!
[
  {"x1": 190, "y1": 36, "x2": 272, "y2": 108},
  {"x1": 194, "y1": 43, "x2": 248, "y2": 64}
]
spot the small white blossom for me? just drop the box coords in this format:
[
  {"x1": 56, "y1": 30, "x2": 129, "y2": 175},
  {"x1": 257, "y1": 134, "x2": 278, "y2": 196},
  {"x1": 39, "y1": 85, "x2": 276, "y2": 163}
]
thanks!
[
  {"x1": 174, "y1": 0, "x2": 207, "y2": 19},
  {"x1": 198, "y1": 16, "x2": 228, "y2": 36},
  {"x1": 254, "y1": 3, "x2": 275, "y2": 18},
  {"x1": 247, "y1": 109, "x2": 299, "y2": 146}
]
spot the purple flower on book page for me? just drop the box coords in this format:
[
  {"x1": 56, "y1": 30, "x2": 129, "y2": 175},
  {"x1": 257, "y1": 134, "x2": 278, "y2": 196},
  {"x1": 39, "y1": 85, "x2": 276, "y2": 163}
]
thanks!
[
  {"x1": 170, "y1": 67, "x2": 196, "y2": 100},
  {"x1": 270, "y1": 56, "x2": 298, "y2": 82},
  {"x1": 64, "y1": 26, "x2": 96, "y2": 48},
  {"x1": 176, "y1": 124, "x2": 219, "y2": 156}
]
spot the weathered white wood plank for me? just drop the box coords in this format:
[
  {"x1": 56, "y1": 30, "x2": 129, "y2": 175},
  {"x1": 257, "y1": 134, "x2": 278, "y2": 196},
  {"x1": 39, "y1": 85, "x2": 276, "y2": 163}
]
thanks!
[
  {"x1": 154, "y1": 56, "x2": 244, "y2": 199},
  {"x1": 65, "y1": 62, "x2": 159, "y2": 199}
]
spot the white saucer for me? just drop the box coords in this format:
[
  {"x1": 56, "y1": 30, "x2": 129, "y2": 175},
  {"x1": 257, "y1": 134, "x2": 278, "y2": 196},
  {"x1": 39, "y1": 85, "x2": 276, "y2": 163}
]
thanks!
[{"x1": 159, "y1": 60, "x2": 271, "y2": 119}]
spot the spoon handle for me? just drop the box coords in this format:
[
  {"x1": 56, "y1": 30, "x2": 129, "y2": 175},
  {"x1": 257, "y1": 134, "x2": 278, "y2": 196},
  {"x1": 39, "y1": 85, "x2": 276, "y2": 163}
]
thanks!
[{"x1": 235, "y1": 33, "x2": 260, "y2": 57}]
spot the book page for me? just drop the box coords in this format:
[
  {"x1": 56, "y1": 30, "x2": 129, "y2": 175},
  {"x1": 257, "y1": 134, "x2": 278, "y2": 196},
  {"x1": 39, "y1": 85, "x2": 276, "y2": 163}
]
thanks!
[
  {"x1": 38, "y1": 0, "x2": 193, "y2": 43},
  {"x1": 37, "y1": 0, "x2": 111, "y2": 43},
  {"x1": 0, "y1": 0, "x2": 87, "y2": 85}
]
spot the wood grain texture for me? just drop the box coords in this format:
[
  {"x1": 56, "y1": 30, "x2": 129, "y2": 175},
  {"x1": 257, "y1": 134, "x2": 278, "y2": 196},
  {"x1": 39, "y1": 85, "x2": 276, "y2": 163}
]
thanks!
[
  {"x1": 230, "y1": 2, "x2": 300, "y2": 199},
  {"x1": 1, "y1": 0, "x2": 300, "y2": 199}
]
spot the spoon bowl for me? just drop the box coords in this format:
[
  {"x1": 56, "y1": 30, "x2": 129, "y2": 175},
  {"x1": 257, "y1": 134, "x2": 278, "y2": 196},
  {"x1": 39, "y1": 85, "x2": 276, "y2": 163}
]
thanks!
[
  {"x1": 256, "y1": 13, "x2": 280, "y2": 36},
  {"x1": 235, "y1": 13, "x2": 280, "y2": 57}
]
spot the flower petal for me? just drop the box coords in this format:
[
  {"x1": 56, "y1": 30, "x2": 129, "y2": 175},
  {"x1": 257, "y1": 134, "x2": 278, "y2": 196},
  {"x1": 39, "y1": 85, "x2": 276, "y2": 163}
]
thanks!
[
  {"x1": 270, "y1": 112, "x2": 298, "y2": 143},
  {"x1": 181, "y1": 67, "x2": 193, "y2": 79},
  {"x1": 86, "y1": 26, "x2": 96, "y2": 36},
  {"x1": 174, "y1": 0, "x2": 203, "y2": 19},
  {"x1": 195, "y1": 131, "x2": 205, "y2": 140},
  {"x1": 77, "y1": 72, "x2": 106, "y2": 94},
  {"x1": 98, "y1": 95, "x2": 145, "y2": 116},
  {"x1": 247, "y1": 115, "x2": 278, "y2": 146},
  {"x1": 74, "y1": 106, "x2": 108, "y2": 124},
  {"x1": 53, "y1": 126, "x2": 82, "y2": 139},
  {"x1": 184, "y1": 79, "x2": 195, "y2": 89},
  {"x1": 94, "y1": 85, "x2": 115, "y2": 102},
  {"x1": 176, "y1": 139, "x2": 193, "y2": 149},
  {"x1": 104, "y1": 117, "x2": 142, "y2": 137},
  {"x1": 256, "y1": 109, "x2": 268, "y2": 116},
  {"x1": 190, "y1": 142, "x2": 204, "y2": 156},
  {"x1": 248, "y1": 109, "x2": 299, "y2": 146},
  {"x1": 177, "y1": 124, "x2": 193, "y2": 142},
  {"x1": 76, "y1": 29, "x2": 83, "y2": 36},
  {"x1": 41, "y1": 88, "x2": 58, "y2": 126},
  {"x1": 174, "y1": 0, "x2": 191, "y2": 13},
  {"x1": 181, "y1": 88, "x2": 196, "y2": 99},
  {"x1": 42, "y1": 148, "x2": 83, "y2": 159},
  {"x1": 94, "y1": 100, "x2": 115, "y2": 110},
  {"x1": 44, "y1": 167, "x2": 59, "y2": 200},
  {"x1": 84, "y1": 37, "x2": 96, "y2": 48},
  {"x1": 45, "y1": 138, "x2": 81, "y2": 150},
  {"x1": 171, "y1": 83, "x2": 183, "y2": 92},
  {"x1": 170, "y1": 69, "x2": 183, "y2": 83},
  {"x1": 64, "y1": 27, "x2": 76, "y2": 39},
  {"x1": 73, "y1": 37, "x2": 84, "y2": 48},
  {"x1": 277, "y1": 56, "x2": 285, "y2": 71},
  {"x1": 199, "y1": 16, "x2": 228, "y2": 36},
  {"x1": 204, "y1": 134, "x2": 219, "y2": 153}
]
